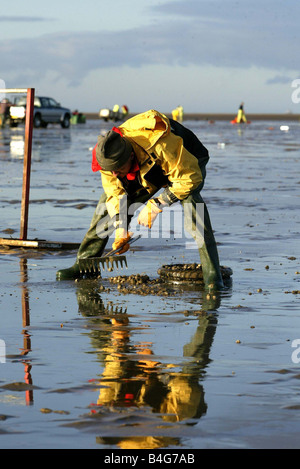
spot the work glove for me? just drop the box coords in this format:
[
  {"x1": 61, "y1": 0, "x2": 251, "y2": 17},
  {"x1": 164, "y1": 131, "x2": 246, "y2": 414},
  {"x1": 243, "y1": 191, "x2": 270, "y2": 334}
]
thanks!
[
  {"x1": 112, "y1": 228, "x2": 132, "y2": 254},
  {"x1": 137, "y1": 199, "x2": 162, "y2": 229}
]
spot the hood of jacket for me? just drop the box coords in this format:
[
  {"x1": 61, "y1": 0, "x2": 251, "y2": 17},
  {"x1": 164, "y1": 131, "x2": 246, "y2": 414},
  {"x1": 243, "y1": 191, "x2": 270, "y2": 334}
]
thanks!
[{"x1": 119, "y1": 110, "x2": 170, "y2": 151}]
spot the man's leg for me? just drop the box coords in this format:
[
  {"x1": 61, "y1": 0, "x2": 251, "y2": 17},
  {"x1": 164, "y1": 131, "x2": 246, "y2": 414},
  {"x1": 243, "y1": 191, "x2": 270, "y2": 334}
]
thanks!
[{"x1": 182, "y1": 188, "x2": 224, "y2": 290}]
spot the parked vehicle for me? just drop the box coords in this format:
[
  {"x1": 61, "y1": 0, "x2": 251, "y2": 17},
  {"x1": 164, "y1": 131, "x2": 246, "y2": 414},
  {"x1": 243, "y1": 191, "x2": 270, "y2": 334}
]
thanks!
[{"x1": 9, "y1": 96, "x2": 72, "y2": 128}]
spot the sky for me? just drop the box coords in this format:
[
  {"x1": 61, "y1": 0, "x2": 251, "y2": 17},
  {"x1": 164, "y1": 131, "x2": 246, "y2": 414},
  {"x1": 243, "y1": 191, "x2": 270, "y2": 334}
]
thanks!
[{"x1": 1, "y1": 0, "x2": 300, "y2": 114}]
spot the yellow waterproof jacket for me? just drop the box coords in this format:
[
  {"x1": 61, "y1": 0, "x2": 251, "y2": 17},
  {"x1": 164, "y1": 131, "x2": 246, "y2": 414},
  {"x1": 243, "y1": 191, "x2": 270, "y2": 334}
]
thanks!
[{"x1": 100, "y1": 110, "x2": 204, "y2": 218}]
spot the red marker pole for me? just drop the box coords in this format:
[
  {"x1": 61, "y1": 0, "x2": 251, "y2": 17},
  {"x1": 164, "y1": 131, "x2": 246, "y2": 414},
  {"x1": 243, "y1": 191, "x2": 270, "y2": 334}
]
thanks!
[{"x1": 20, "y1": 88, "x2": 35, "y2": 240}]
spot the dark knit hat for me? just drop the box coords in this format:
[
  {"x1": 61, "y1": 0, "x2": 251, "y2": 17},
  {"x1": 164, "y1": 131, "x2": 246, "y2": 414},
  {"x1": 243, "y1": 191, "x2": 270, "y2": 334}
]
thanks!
[{"x1": 96, "y1": 131, "x2": 132, "y2": 171}]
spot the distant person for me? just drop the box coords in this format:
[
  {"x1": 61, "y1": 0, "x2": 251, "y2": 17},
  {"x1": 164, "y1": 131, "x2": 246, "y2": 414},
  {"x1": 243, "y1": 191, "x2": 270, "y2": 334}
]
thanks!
[
  {"x1": 177, "y1": 105, "x2": 184, "y2": 122},
  {"x1": 171, "y1": 107, "x2": 179, "y2": 121},
  {"x1": 171, "y1": 105, "x2": 184, "y2": 122},
  {"x1": 56, "y1": 109, "x2": 224, "y2": 290},
  {"x1": 121, "y1": 105, "x2": 129, "y2": 118},
  {"x1": 0, "y1": 99, "x2": 11, "y2": 128},
  {"x1": 236, "y1": 102, "x2": 247, "y2": 123},
  {"x1": 112, "y1": 104, "x2": 122, "y2": 121}
]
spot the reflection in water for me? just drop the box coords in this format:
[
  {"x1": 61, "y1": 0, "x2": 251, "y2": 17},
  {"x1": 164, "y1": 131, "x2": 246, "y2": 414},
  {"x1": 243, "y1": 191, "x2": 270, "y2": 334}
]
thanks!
[
  {"x1": 76, "y1": 281, "x2": 220, "y2": 449},
  {"x1": 19, "y1": 258, "x2": 33, "y2": 405},
  {"x1": 0, "y1": 129, "x2": 10, "y2": 157},
  {"x1": 10, "y1": 135, "x2": 25, "y2": 159},
  {"x1": 0, "y1": 126, "x2": 71, "y2": 161}
]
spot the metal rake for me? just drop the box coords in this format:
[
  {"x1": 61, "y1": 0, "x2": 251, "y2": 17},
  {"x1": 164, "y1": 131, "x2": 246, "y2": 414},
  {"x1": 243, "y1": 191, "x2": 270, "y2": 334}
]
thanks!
[{"x1": 78, "y1": 235, "x2": 141, "y2": 275}]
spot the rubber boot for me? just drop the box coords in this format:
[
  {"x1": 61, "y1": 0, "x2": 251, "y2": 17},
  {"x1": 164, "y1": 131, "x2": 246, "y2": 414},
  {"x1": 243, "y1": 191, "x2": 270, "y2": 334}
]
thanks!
[
  {"x1": 56, "y1": 232, "x2": 108, "y2": 280},
  {"x1": 56, "y1": 259, "x2": 82, "y2": 281},
  {"x1": 56, "y1": 193, "x2": 111, "y2": 280},
  {"x1": 182, "y1": 190, "x2": 224, "y2": 291},
  {"x1": 198, "y1": 211, "x2": 224, "y2": 291}
]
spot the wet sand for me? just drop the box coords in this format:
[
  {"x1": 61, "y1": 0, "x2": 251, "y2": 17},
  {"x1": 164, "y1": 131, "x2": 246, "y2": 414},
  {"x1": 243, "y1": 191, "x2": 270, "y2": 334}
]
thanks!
[
  {"x1": 86, "y1": 112, "x2": 300, "y2": 121},
  {"x1": 0, "y1": 118, "x2": 299, "y2": 449}
]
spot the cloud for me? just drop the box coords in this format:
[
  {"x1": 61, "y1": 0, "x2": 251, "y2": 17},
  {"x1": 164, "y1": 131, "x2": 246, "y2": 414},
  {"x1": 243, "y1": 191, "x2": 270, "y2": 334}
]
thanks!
[
  {"x1": 0, "y1": 16, "x2": 55, "y2": 22},
  {"x1": 1, "y1": 1, "x2": 299, "y2": 88},
  {"x1": 152, "y1": 0, "x2": 300, "y2": 31},
  {"x1": 266, "y1": 75, "x2": 293, "y2": 85}
]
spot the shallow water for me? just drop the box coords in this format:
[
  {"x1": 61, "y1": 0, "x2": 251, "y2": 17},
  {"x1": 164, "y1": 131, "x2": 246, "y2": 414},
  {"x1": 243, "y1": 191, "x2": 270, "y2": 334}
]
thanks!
[{"x1": 0, "y1": 118, "x2": 299, "y2": 449}]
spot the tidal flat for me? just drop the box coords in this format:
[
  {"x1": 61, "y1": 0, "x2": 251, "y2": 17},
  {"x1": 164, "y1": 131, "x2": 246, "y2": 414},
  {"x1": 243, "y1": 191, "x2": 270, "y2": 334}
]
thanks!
[{"x1": 0, "y1": 117, "x2": 299, "y2": 449}]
